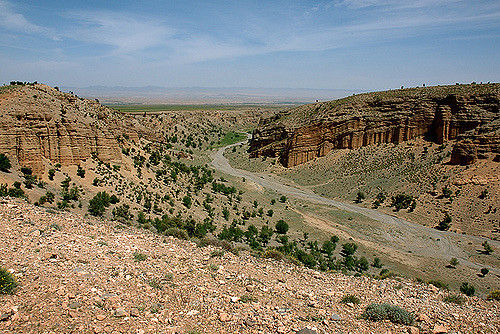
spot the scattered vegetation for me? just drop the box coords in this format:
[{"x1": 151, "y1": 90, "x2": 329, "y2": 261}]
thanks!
[
  {"x1": 363, "y1": 303, "x2": 414, "y2": 325},
  {"x1": 482, "y1": 241, "x2": 493, "y2": 255},
  {"x1": 460, "y1": 282, "x2": 475, "y2": 296},
  {"x1": 443, "y1": 294, "x2": 466, "y2": 305},
  {"x1": 0, "y1": 154, "x2": 11, "y2": 172},
  {"x1": 133, "y1": 252, "x2": 147, "y2": 262},
  {"x1": 436, "y1": 213, "x2": 452, "y2": 231},
  {"x1": 487, "y1": 290, "x2": 500, "y2": 301},
  {"x1": 340, "y1": 294, "x2": 361, "y2": 304},
  {"x1": 0, "y1": 266, "x2": 18, "y2": 294}
]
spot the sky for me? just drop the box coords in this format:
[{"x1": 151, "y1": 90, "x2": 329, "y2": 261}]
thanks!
[{"x1": 0, "y1": 0, "x2": 499, "y2": 91}]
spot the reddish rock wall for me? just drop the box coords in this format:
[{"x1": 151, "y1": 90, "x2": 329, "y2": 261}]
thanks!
[
  {"x1": 250, "y1": 84, "x2": 500, "y2": 167},
  {"x1": 0, "y1": 84, "x2": 150, "y2": 175}
]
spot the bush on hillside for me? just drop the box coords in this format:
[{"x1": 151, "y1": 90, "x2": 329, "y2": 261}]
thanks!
[
  {"x1": 0, "y1": 154, "x2": 11, "y2": 172},
  {"x1": 363, "y1": 303, "x2": 414, "y2": 325},
  {"x1": 0, "y1": 266, "x2": 17, "y2": 294},
  {"x1": 460, "y1": 282, "x2": 475, "y2": 296}
]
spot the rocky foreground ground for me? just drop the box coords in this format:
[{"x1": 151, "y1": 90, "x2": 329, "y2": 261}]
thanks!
[{"x1": 0, "y1": 198, "x2": 499, "y2": 334}]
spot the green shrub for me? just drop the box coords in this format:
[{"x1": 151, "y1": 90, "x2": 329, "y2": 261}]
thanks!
[
  {"x1": 196, "y1": 237, "x2": 238, "y2": 255},
  {"x1": 460, "y1": 282, "x2": 475, "y2": 296},
  {"x1": 210, "y1": 249, "x2": 224, "y2": 258},
  {"x1": 0, "y1": 154, "x2": 11, "y2": 172},
  {"x1": 482, "y1": 241, "x2": 493, "y2": 255},
  {"x1": 363, "y1": 303, "x2": 414, "y2": 325},
  {"x1": 262, "y1": 248, "x2": 285, "y2": 261},
  {"x1": 20, "y1": 167, "x2": 32, "y2": 175},
  {"x1": 88, "y1": 191, "x2": 111, "y2": 216},
  {"x1": 76, "y1": 166, "x2": 85, "y2": 178},
  {"x1": 112, "y1": 204, "x2": 133, "y2": 223},
  {"x1": 391, "y1": 194, "x2": 414, "y2": 211},
  {"x1": 341, "y1": 243, "x2": 358, "y2": 257},
  {"x1": 372, "y1": 257, "x2": 383, "y2": 268},
  {"x1": 443, "y1": 294, "x2": 466, "y2": 305},
  {"x1": 275, "y1": 220, "x2": 289, "y2": 234},
  {"x1": 480, "y1": 268, "x2": 489, "y2": 276},
  {"x1": 376, "y1": 268, "x2": 395, "y2": 279},
  {"x1": 436, "y1": 213, "x2": 452, "y2": 231},
  {"x1": 0, "y1": 266, "x2": 18, "y2": 294},
  {"x1": 340, "y1": 294, "x2": 360, "y2": 304},
  {"x1": 357, "y1": 257, "x2": 369, "y2": 272},
  {"x1": 240, "y1": 294, "x2": 258, "y2": 303},
  {"x1": 355, "y1": 191, "x2": 365, "y2": 203},
  {"x1": 429, "y1": 280, "x2": 449, "y2": 290},
  {"x1": 164, "y1": 227, "x2": 189, "y2": 240},
  {"x1": 486, "y1": 290, "x2": 500, "y2": 301},
  {"x1": 182, "y1": 195, "x2": 192, "y2": 208},
  {"x1": 133, "y1": 252, "x2": 147, "y2": 262}
]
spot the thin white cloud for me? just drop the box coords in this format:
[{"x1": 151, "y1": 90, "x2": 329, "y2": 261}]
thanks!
[
  {"x1": 334, "y1": 0, "x2": 464, "y2": 9},
  {"x1": 64, "y1": 11, "x2": 175, "y2": 54},
  {"x1": 0, "y1": 0, "x2": 58, "y2": 39}
]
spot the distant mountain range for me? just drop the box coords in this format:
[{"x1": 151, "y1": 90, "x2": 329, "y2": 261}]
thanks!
[{"x1": 62, "y1": 86, "x2": 361, "y2": 104}]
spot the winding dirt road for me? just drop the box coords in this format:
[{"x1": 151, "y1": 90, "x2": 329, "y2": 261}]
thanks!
[{"x1": 211, "y1": 137, "x2": 500, "y2": 275}]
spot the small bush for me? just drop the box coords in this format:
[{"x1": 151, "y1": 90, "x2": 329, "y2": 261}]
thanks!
[
  {"x1": 363, "y1": 303, "x2": 414, "y2": 325},
  {"x1": 480, "y1": 268, "x2": 489, "y2": 276},
  {"x1": 0, "y1": 154, "x2": 11, "y2": 172},
  {"x1": 460, "y1": 282, "x2": 475, "y2": 296},
  {"x1": 436, "y1": 213, "x2": 452, "y2": 231},
  {"x1": 486, "y1": 290, "x2": 500, "y2": 301},
  {"x1": 88, "y1": 191, "x2": 111, "y2": 216},
  {"x1": 372, "y1": 257, "x2": 383, "y2": 268},
  {"x1": 196, "y1": 237, "x2": 238, "y2": 255},
  {"x1": 76, "y1": 166, "x2": 85, "y2": 178},
  {"x1": 164, "y1": 227, "x2": 189, "y2": 240},
  {"x1": 240, "y1": 294, "x2": 258, "y2": 303},
  {"x1": 443, "y1": 294, "x2": 466, "y2": 305},
  {"x1": 210, "y1": 249, "x2": 224, "y2": 258},
  {"x1": 0, "y1": 266, "x2": 18, "y2": 294},
  {"x1": 355, "y1": 191, "x2": 365, "y2": 203},
  {"x1": 429, "y1": 280, "x2": 449, "y2": 290},
  {"x1": 133, "y1": 252, "x2": 147, "y2": 262},
  {"x1": 482, "y1": 241, "x2": 493, "y2": 255},
  {"x1": 262, "y1": 248, "x2": 285, "y2": 261},
  {"x1": 340, "y1": 294, "x2": 361, "y2": 304},
  {"x1": 376, "y1": 268, "x2": 395, "y2": 279},
  {"x1": 275, "y1": 220, "x2": 289, "y2": 234}
]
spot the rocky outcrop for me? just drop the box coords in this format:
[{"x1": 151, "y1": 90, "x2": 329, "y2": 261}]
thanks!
[
  {"x1": 0, "y1": 84, "x2": 154, "y2": 175},
  {"x1": 250, "y1": 84, "x2": 500, "y2": 167}
]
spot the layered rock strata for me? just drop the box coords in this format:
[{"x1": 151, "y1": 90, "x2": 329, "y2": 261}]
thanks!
[
  {"x1": 0, "y1": 84, "x2": 152, "y2": 175},
  {"x1": 250, "y1": 84, "x2": 500, "y2": 167}
]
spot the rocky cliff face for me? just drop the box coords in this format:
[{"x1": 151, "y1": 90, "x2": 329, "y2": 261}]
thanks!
[
  {"x1": 0, "y1": 84, "x2": 153, "y2": 175},
  {"x1": 250, "y1": 84, "x2": 500, "y2": 167}
]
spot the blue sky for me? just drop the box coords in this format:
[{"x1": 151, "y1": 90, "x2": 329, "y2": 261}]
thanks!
[{"x1": 0, "y1": 0, "x2": 499, "y2": 91}]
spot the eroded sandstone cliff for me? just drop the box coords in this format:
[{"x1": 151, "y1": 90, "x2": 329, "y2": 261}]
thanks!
[
  {"x1": 250, "y1": 83, "x2": 500, "y2": 167},
  {"x1": 0, "y1": 84, "x2": 154, "y2": 175}
]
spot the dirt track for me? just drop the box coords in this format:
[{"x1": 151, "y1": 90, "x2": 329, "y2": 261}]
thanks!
[{"x1": 211, "y1": 138, "x2": 500, "y2": 277}]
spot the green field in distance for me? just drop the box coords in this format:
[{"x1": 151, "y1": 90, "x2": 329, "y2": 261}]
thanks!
[{"x1": 107, "y1": 104, "x2": 291, "y2": 113}]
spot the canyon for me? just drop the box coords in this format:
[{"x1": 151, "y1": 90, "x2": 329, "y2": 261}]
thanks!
[{"x1": 249, "y1": 83, "x2": 500, "y2": 168}]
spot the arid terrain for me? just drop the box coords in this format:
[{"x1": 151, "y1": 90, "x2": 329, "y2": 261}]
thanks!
[
  {"x1": 1, "y1": 198, "x2": 499, "y2": 334},
  {"x1": 0, "y1": 82, "x2": 499, "y2": 333}
]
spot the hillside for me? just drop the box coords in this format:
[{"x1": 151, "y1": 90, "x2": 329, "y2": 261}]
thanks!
[
  {"x1": 250, "y1": 83, "x2": 500, "y2": 168},
  {"x1": 0, "y1": 83, "x2": 156, "y2": 175},
  {"x1": 242, "y1": 84, "x2": 500, "y2": 239},
  {"x1": 1, "y1": 198, "x2": 499, "y2": 334}
]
